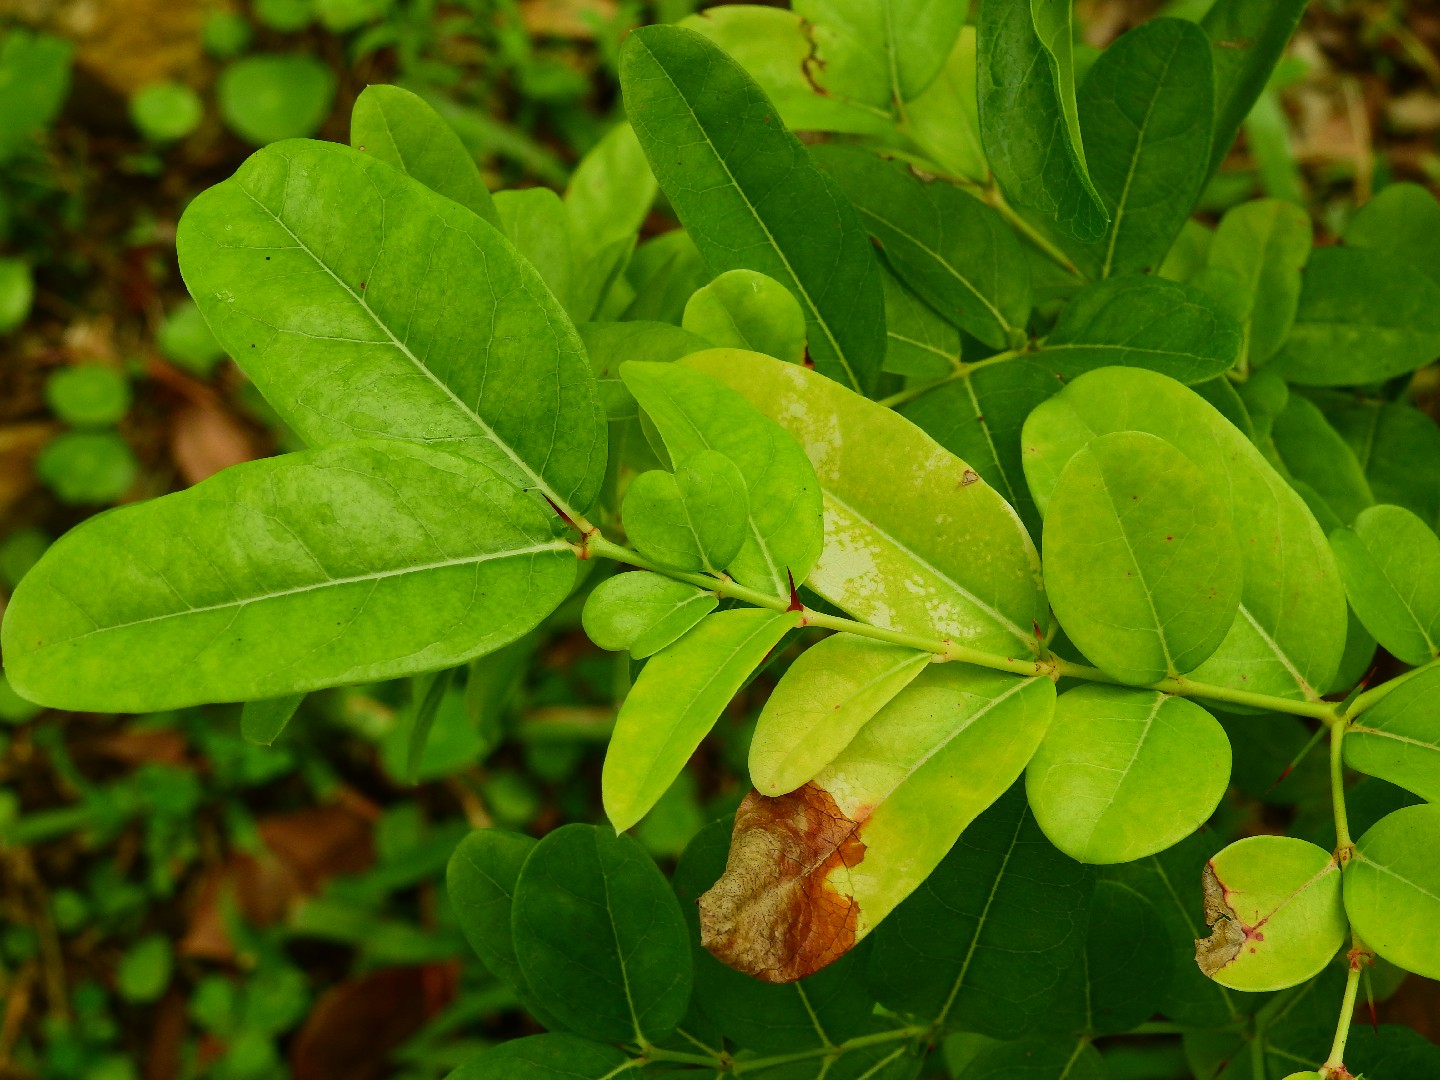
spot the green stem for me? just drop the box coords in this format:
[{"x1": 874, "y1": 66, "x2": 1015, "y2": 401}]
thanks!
[
  {"x1": 962, "y1": 179, "x2": 1084, "y2": 279},
  {"x1": 1345, "y1": 653, "x2": 1440, "y2": 718},
  {"x1": 875, "y1": 349, "x2": 1027, "y2": 410},
  {"x1": 1331, "y1": 720, "x2": 1352, "y2": 851},
  {"x1": 640, "y1": 1024, "x2": 924, "y2": 1075},
  {"x1": 1321, "y1": 943, "x2": 1365, "y2": 1078},
  {"x1": 586, "y1": 536, "x2": 1362, "y2": 724}
]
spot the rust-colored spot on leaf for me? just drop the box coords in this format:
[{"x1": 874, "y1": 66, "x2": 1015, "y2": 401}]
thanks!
[
  {"x1": 960, "y1": 469, "x2": 979, "y2": 487},
  {"x1": 697, "y1": 784, "x2": 864, "y2": 983},
  {"x1": 1195, "y1": 862, "x2": 1246, "y2": 976}
]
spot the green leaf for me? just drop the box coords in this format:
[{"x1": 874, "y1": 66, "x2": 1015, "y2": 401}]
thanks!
[
  {"x1": 1346, "y1": 804, "x2": 1440, "y2": 980},
  {"x1": 750, "y1": 635, "x2": 931, "y2": 797},
  {"x1": 603, "y1": 609, "x2": 796, "y2": 832},
  {"x1": 1330, "y1": 505, "x2": 1440, "y2": 668},
  {"x1": 404, "y1": 666, "x2": 455, "y2": 781},
  {"x1": 1269, "y1": 246, "x2": 1440, "y2": 387},
  {"x1": 494, "y1": 187, "x2": 578, "y2": 319},
  {"x1": 565, "y1": 122, "x2": 656, "y2": 319},
  {"x1": 176, "y1": 139, "x2": 606, "y2": 520},
  {"x1": 903, "y1": 26, "x2": 987, "y2": 183},
  {"x1": 621, "y1": 25, "x2": 887, "y2": 393},
  {"x1": 621, "y1": 360, "x2": 823, "y2": 600},
  {"x1": 1023, "y1": 367, "x2": 1346, "y2": 704},
  {"x1": 1041, "y1": 430, "x2": 1243, "y2": 684},
  {"x1": 962, "y1": 1036, "x2": 1105, "y2": 1079},
  {"x1": 1195, "y1": 835, "x2": 1345, "y2": 992},
  {"x1": 0, "y1": 258, "x2": 34, "y2": 335},
  {"x1": 35, "y1": 431, "x2": 137, "y2": 506},
  {"x1": 812, "y1": 145, "x2": 1031, "y2": 351},
  {"x1": 513, "y1": 824, "x2": 693, "y2": 1043},
  {"x1": 1207, "y1": 198, "x2": 1311, "y2": 368},
  {"x1": 1039, "y1": 879, "x2": 1172, "y2": 1036},
  {"x1": 579, "y1": 321, "x2": 711, "y2": 422},
  {"x1": 1346, "y1": 667, "x2": 1440, "y2": 803},
  {"x1": 1035, "y1": 275, "x2": 1242, "y2": 384},
  {"x1": 682, "y1": 269, "x2": 806, "y2": 364},
  {"x1": 686, "y1": 350, "x2": 1047, "y2": 654},
  {"x1": 1, "y1": 441, "x2": 575, "y2": 711},
  {"x1": 0, "y1": 30, "x2": 72, "y2": 163},
  {"x1": 977, "y1": 0, "x2": 1107, "y2": 244},
  {"x1": 1270, "y1": 393, "x2": 1373, "y2": 526},
  {"x1": 1027, "y1": 687, "x2": 1230, "y2": 864},
  {"x1": 240, "y1": 694, "x2": 303, "y2": 746},
  {"x1": 901, "y1": 359, "x2": 1059, "y2": 542},
  {"x1": 1344, "y1": 182, "x2": 1440, "y2": 290},
  {"x1": 44, "y1": 366, "x2": 130, "y2": 427},
  {"x1": 879, "y1": 268, "x2": 962, "y2": 378},
  {"x1": 793, "y1": 0, "x2": 964, "y2": 114},
  {"x1": 218, "y1": 55, "x2": 335, "y2": 145},
  {"x1": 1072, "y1": 18, "x2": 1214, "y2": 279},
  {"x1": 447, "y1": 829, "x2": 568, "y2": 1030},
  {"x1": 623, "y1": 451, "x2": 749, "y2": 574},
  {"x1": 1158, "y1": 218, "x2": 1212, "y2": 283},
  {"x1": 1320, "y1": 396, "x2": 1440, "y2": 528},
  {"x1": 1199, "y1": 0, "x2": 1309, "y2": 179},
  {"x1": 623, "y1": 229, "x2": 712, "y2": 324},
  {"x1": 582, "y1": 571, "x2": 717, "y2": 659},
  {"x1": 446, "y1": 1035, "x2": 637, "y2": 1079},
  {"x1": 674, "y1": 820, "x2": 877, "y2": 1053},
  {"x1": 349, "y1": 83, "x2": 500, "y2": 229},
  {"x1": 700, "y1": 669, "x2": 1055, "y2": 982},
  {"x1": 865, "y1": 783, "x2": 1092, "y2": 1035}
]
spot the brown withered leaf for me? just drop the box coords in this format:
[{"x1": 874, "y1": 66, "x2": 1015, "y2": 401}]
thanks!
[
  {"x1": 170, "y1": 401, "x2": 260, "y2": 486},
  {"x1": 1195, "y1": 862, "x2": 1246, "y2": 976},
  {"x1": 698, "y1": 783, "x2": 864, "y2": 984},
  {"x1": 290, "y1": 965, "x2": 453, "y2": 1080}
]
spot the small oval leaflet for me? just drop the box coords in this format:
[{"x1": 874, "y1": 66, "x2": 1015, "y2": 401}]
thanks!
[
  {"x1": 622, "y1": 449, "x2": 749, "y2": 574},
  {"x1": 581, "y1": 571, "x2": 717, "y2": 659},
  {"x1": 1344, "y1": 665, "x2": 1440, "y2": 803},
  {"x1": 682, "y1": 268, "x2": 807, "y2": 364},
  {"x1": 1194, "y1": 834, "x2": 1344, "y2": 992},
  {"x1": 1345, "y1": 803, "x2": 1440, "y2": 981}
]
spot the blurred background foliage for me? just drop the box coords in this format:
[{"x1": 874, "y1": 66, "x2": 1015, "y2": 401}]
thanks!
[{"x1": 1, "y1": 0, "x2": 1440, "y2": 1077}]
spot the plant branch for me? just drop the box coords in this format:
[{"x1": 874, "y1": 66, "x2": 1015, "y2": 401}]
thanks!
[
  {"x1": 875, "y1": 349, "x2": 1028, "y2": 410},
  {"x1": 1321, "y1": 939, "x2": 1368, "y2": 1078},
  {"x1": 1330, "y1": 721, "x2": 1353, "y2": 851}
]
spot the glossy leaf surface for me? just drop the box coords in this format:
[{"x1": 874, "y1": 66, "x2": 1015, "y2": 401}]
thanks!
[
  {"x1": 176, "y1": 139, "x2": 606, "y2": 518},
  {"x1": 1330, "y1": 505, "x2": 1440, "y2": 667},
  {"x1": 1024, "y1": 367, "x2": 1346, "y2": 703},
  {"x1": 1037, "y1": 275, "x2": 1242, "y2": 385},
  {"x1": 1042, "y1": 430, "x2": 1243, "y2": 684},
  {"x1": 581, "y1": 571, "x2": 717, "y2": 659},
  {"x1": 1195, "y1": 836, "x2": 1344, "y2": 992},
  {"x1": 512, "y1": 824, "x2": 692, "y2": 1043},
  {"x1": 686, "y1": 350, "x2": 1046, "y2": 654},
  {"x1": 3, "y1": 442, "x2": 575, "y2": 711},
  {"x1": 1346, "y1": 804, "x2": 1440, "y2": 980},
  {"x1": 682, "y1": 269, "x2": 805, "y2": 364},
  {"x1": 621, "y1": 25, "x2": 886, "y2": 392},
  {"x1": 1027, "y1": 687, "x2": 1231, "y2": 864},
  {"x1": 494, "y1": 187, "x2": 577, "y2": 318},
  {"x1": 603, "y1": 609, "x2": 797, "y2": 832},
  {"x1": 699, "y1": 667, "x2": 1054, "y2": 982},
  {"x1": 749, "y1": 635, "x2": 931, "y2": 797},
  {"x1": 349, "y1": 83, "x2": 500, "y2": 228},
  {"x1": 622, "y1": 360, "x2": 823, "y2": 599},
  {"x1": 623, "y1": 450, "x2": 749, "y2": 574},
  {"x1": 1346, "y1": 667, "x2": 1440, "y2": 803}
]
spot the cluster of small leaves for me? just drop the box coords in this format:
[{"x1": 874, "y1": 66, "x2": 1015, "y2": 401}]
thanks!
[{"x1": 8, "y1": 2, "x2": 1440, "y2": 1078}]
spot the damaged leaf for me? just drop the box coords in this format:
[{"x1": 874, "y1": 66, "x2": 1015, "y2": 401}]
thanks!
[
  {"x1": 699, "y1": 666, "x2": 1055, "y2": 983},
  {"x1": 1194, "y1": 835, "x2": 1345, "y2": 992}
]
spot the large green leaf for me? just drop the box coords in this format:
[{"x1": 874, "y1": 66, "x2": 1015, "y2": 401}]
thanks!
[
  {"x1": 621, "y1": 25, "x2": 887, "y2": 393},
  {"x1": 699, "y1": 668, "x2": 1055, "y2": 982},
  {"x1": 686, "y1": 350, "x2": 1046, "y2": 655},
  {"x1": 1270, "y1": 393, "x2": 1374, "y2": 526},
  {"x1": 447, "y1": 1035, "x2": 638, "y2": 1079},
  {"x1": 621, "y1": 360, "x2": 824, "y2": 600},
  {"x1": 1269, "y1": 246, "x2": 1440, "y2": 387},
  {"x1": 903, "y1": 26, "x2": 987, "y2": 183},
  {"x1": 1320, "y1": 396, "x2": 1440, "y2": 529},
  {"x1": 977, "y1": 0, "x2": 1107, "y2": 244},
  {"x1": 1035, "y1": 275, "x2": 1242, "y2": 384},
  {"x1": 513, "y1": 824, "x2": 693, "y2": 1043},
  {"x1": 1023, "y1": 367, "x2": 1346, "y2": 704},
  {"x1": 602, "y1": 608, "x2": 797, "y2": 832},
  {"x1": 865, "y1": 783, "x2": 1092, "y2": 1035},
  {"x1": 1344, "y1": 182, "x2": 1440, "y2": 290},
  {"x1": 494, "y1": 187, "x2": 578, "y2": 319},
  {"x1": 579, "y1": 321, "x2": 711, "y2": 422},
  {"x1": 879, "y1": 267, "x2": 962, "y2": 378},
  {"x1": 812, "y1": 145, "x2": 1031, "y2": 351},
  {"x1": 176, "y1": 139, "x2": 606, "y2": 518},
  {"x1": 1027, "y1": 687, "x2": 1230, "y2": 864},
  {"x1": 1043, "y1": 430, "x2": 1242, "y2": 683},
  {"x1": 1207, "y1": 198, "x2": 1311, "y2": 368},
  {"x1": 1, "y1": 441, "x2": 575, "y2": 711},
  {"x1": 1346, "y1": 804, "x2": 1440, "y2": 980},
  {"x1": 1199, "y1": 0, "x2": 1309, "y2": 179},
  {"x1": 349, "y1": 83, "x2": 500, "y2": 228},
  {"x1": 1330, "y1": 505, "x2": 1440, "y2": 668},
  {"x1": 564, "y1": 122, "x2": 656, "y2": 319},
  {"x1": 1346, "y1": 667, "x2": 1440, "y2": 804},
  {"x1": 901, "y1": 359, "x2": 1059, "y2": 543},
  {"x1": 793, "y1": 0, "x2": 964, "y2": 114},
  {"x1": 749, "y1": 635, "x2": 931, "y2": 797},
  {"x1": 674, "y1": 820, "x2": 877, "y2": 1053},
  {"x1": 1072, "y1": 18, "x2": 1214, "y2": 279}
]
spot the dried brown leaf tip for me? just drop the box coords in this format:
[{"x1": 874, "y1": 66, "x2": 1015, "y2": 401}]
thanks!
[
  {"x1": 1195, "y1": 862, "x2": 1247, "y2": 976},
  {"x1": 698, "y1": 783, "x2": 865, "y2": 983}
]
